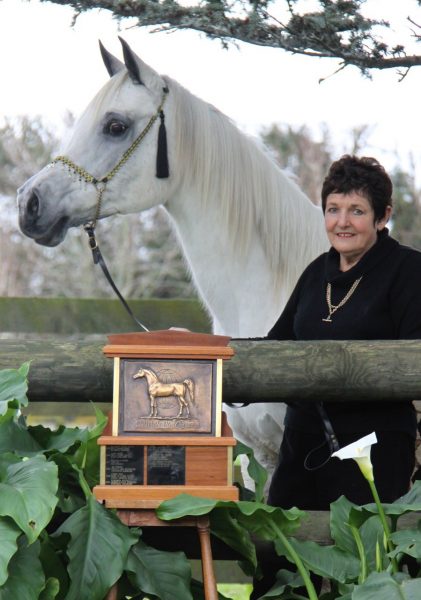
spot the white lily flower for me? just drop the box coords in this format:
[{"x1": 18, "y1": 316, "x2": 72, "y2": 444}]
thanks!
[{"x1": 332, "y1": 432, "x2": 377, "y2": 482}]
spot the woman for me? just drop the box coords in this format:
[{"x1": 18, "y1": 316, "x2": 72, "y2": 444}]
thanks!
[
  {"x1": 265, "y1": 154, "x2": 420, "y2": 511},
  {"x1": 251, "y1": 155, "x2": 421, "y2": 599}
]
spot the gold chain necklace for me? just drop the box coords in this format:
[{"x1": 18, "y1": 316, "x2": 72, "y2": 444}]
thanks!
[{"x1": 322, "y1": 276, "x2": 363, "y2": 323}]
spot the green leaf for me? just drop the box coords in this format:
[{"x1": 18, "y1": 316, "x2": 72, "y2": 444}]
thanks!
[
  {"x1": 0, "y1": 537, "x2": 44, "y2": 600},
  {"x1": 39, "y1": 578, "x2": 60, "y2": 600},
  {"x1": 359, "y1": 516, "x2": 387, "y2": 572},
  {"x1": 28, "y1": 405, "x2": 106, "y2": 455},
  {"x1": 352, "y1": 481, "x2": 421, "y2": 520},
  {"x1": 158, "y1": 495, "x2": 304, "y2": 541},
  {"x1": 0, "y1": 454, "x2": 58, "y2": 543},
  {"x1": 330, "y1": 496, "x2": 359, "y2": 553},
  {"x1": 210, "y1": 508, "x2": 257, "y2": 571},
  {"x1": 28, "y1": 423, "x2": 90, "y2": 453},
  {"x1": 39, "y1": 532, "x2": 70, "y2": 598},
  {"x1": 352, "y1": 572, "x2": 421, "y2": 599},
  {"x1": 49, "y1": 453, "x2": 86, "y2": 514},
  {"x1": 260, "y1": 569, "x2": 304, "y2": 598},
  {"x1": 0, "y1": 363, "x2": 29, "y2": 415},
  {"x1": 54, "y1": 495, "x2": 138, "y2": 600},
  {"x1": 0, "y1": 517, "x2": 21, "y2": 585},
  {"x1": 274, "y1": 538, "x2": 360, "y2": 583},
  {"x1": 0, "y1": 418, "x2": 43, "y2": 456},
  {"x1": 390, "y1": 525, "x2": 421, "y2": 559},
  {"x1": 234, "y1": 441, "x2": 268, "y2": 503},
  {"x1": 126, "y1": 538, "x2": 193, "y2": 600}
]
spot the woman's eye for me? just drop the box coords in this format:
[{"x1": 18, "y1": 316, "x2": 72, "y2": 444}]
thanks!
[{"x1": 104, "y1": 120, "x2": 128, "y2": 137}]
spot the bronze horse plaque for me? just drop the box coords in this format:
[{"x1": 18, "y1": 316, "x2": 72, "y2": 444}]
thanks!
[{"x1": 116, "y1": 358, "x2": 217, "y2": 435}]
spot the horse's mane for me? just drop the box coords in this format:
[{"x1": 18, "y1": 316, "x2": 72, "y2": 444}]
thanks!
[
  {"x1": 164, "y1": 75, "x2": 327, "y2": 290},
  {"x1": 89, "y1": 70, "x2": 327, "y2": 291}
]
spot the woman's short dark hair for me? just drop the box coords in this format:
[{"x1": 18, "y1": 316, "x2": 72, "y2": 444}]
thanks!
[{"x1": 321, "y1": 155, "x2": 393, "y2": 221}]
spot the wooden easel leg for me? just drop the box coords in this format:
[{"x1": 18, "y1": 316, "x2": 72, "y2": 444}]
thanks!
[
  {"x1": 197, "y1": 516, "x2": 218, "y2": 600},
  {"x1": 104, "y1": 582, "x2": 118, "y2": 600}
]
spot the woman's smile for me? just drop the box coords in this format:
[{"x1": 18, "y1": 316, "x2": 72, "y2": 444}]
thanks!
[{"x1": 324, "y1": 191, "x2": 391, "y2": 271}]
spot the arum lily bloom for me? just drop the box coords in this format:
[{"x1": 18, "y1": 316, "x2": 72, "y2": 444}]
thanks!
[
  {"x1": 332, "y1": 432, "x2": 377, "y2": 482},
  {"x1": 332, "y1": 432, "x2": 397, "y2": 572}
]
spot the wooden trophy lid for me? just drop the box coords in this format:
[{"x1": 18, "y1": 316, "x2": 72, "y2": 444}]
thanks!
[{"x1": 103, "y1": 330, "x2": 234, "y2": 360}]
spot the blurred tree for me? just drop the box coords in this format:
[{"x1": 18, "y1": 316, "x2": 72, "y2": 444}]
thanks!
[
  {"x1": 390, "y1": 157, "x2": 421, "y2": 249},
  {"x1": 262, "y1": 121, "x2": 421, "y2": 250},
  {"x1": 261, "y1": 122, "x2": 333, "y2": 204},
  {"x1": 0, "y1": 117, "x2": 195, "y2": 299}
]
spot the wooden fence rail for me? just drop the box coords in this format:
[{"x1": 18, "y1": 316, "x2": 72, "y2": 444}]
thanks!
[{"x1": 1, "y1": 338, "x2": 421, "y2": 405}]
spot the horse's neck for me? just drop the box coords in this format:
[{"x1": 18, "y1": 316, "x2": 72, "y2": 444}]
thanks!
[
  {"x1": 143, "y1": 369, "x2": 157, "y2": 382},
  {"x1": 166, "y1": 190, "x2": 322, "y2": 337}
]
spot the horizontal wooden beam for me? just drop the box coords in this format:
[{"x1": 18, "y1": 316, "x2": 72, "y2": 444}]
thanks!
[{"x1": 0, "y1": 339, "x2": 421, "y2": 404}]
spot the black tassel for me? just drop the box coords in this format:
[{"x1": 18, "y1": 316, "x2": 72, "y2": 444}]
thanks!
[{"x1": 156, "y1": 110, "x2": 169, "y2": 178}]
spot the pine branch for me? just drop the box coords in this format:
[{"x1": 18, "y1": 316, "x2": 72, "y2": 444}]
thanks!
[{"x1": 38, "y1": 0, "x2": 421, "y2": 74}]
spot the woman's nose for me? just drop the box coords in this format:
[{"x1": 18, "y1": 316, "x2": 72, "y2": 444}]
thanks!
[{"x1": 337, "y1": 210, "x2": 350, "y2": 227}]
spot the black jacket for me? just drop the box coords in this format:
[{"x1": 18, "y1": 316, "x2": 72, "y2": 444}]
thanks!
[{"x1": 267, "y1": 229, "x2": 420, "y2": 435}]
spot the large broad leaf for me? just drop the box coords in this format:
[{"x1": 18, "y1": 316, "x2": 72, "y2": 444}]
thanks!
[
  {"x1": 126, "y1": 539, "x2": 193, "y2": 600},
  {"x1": 0, "y1": 517, "x2": 21, "y2": 585},
  {"x1": 389, "y1": 525, "x2": 421, "y2": 559},
  {"x1": 234, "y1": 441, "x2": 268, "y2": 503},
  {"x1": 260, "y1": 569, "x2": 304, "y2": 599},
  {"x1": 39, "y1": 578, "x2": 60, "y2": 600},
  {"x1": 210, "y1": 508, "x2": 257, "y2": 571},
  {"x1": 0, "y1": 363, "x2": 29, "y2": 415},
  {"x1": 49, "y1": 453, "x2": 86, "y2": 514},
  {"x1": 39, "y1": 532, "x2": 70, "y2": 599},
  {"x1": 55, "y1": 495, "x2": 138, "y2": 600},
  {"x1": 350, "y1": 481, "x2": 421, "y2": 522},
  {"x1": 0, "y1": 454, "x2": 58, "y2": 543},
  {"x1": 330, "y1": 496, "x2": 359, "y2": 554},
  {"x1": 0, "y1": 417, "x2": 43, "y2": 456},
  {"x1": 275, "y1": 538, "x2": 360, "y2": 583},
  {"x1": 29, "y1": 405, "x2": 107, "y2": 455},
  {"x1": 157, "y1": 495, "x2": 304, "y2": 540},
  {"x1": 352, "y1": 572, "x2": 421, "y2": 599},
  {"x1": 0, "y1": 537, "x2": 44, "y2": 600}
]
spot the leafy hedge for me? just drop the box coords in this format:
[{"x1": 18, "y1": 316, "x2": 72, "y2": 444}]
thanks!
[{"x1": 2, "y1": 363, "x2": 421, "y2": 600}]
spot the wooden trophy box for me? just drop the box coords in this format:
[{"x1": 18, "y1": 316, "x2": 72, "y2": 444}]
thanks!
[{"x1": 93, "y1": 330, "x2": 239, "y2": 508}]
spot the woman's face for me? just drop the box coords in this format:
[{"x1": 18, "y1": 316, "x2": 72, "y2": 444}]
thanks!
[{"x1": 324, "y1": 191, "x2": 391, "y2": 271}]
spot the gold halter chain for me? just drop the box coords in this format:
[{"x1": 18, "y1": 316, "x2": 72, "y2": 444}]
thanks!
[
  {"x1": 51, "y1": 88, "x2": 168, "y2": 229},
  {"x1": 322, "y1": 276, "x2": 363, "y2": 323},
  {"x1": 49, "y1": 89, "x2": 169, "y2": 333}
]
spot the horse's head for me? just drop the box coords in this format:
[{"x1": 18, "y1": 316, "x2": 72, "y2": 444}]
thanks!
[
  {"x1": 17, "y1": 38, "x2": 177, "y2": 247},
  {"x1": 133, "y1": 368, "x2": 145, "y2": 380}
]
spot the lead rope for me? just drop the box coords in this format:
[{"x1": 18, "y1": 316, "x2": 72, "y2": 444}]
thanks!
[
  {"x1": 83, "y1": 223, "x2": 149, "y2": 332},
  {"x1": 51, "y1": 88, "x2": 169, "y2": 333}
]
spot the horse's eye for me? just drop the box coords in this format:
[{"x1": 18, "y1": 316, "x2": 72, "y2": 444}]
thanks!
[{"x1": 104, "y1": 120, "x2": 128, "y2": 137}]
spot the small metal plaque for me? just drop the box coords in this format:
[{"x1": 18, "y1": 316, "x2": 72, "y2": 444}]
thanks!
[
  {"x1": 147, "y1": 446, "x2": 185, "y2": 485},
  {"x1": 105, "y1": 446, "x2": 144, "y2": 485},
  {"x1": 118, "y1": 359, "x2": 217, "y2": 436}
]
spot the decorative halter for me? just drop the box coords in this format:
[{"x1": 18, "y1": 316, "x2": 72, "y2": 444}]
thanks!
[{"x1": 51, "y1": 87, "x2": 170, "y2": 332}]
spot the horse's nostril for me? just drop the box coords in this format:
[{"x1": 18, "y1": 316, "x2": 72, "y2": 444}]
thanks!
[{"x1": 27, "y1": 191, "x2": 40, "y2": 219}]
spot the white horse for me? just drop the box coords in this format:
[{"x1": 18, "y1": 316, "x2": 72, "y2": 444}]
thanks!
[{"x1": 17, "y1": 38, "x2": 328, "y2": 477}]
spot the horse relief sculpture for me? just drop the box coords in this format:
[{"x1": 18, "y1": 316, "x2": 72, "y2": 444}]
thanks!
[
  {"x1": 17, "y1": 37, "x2": 329, "y2": 479},
  {"x1": 133, "y1": 367, "x2": 195, "y2": 420}
]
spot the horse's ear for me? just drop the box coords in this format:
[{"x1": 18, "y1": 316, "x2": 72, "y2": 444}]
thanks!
[
  {"x1": 99, "y1": 40, "x2": 124, "y2": 77},
  {"x1": 119, "y1": 37, "x2": 144, "y2": 85},
  {"x1": 118, "y1": 37, "x2": 164, "y2": 90}
]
